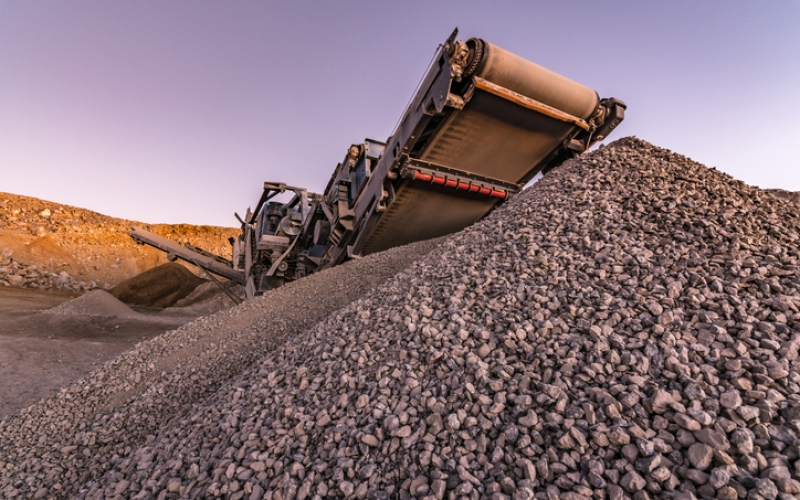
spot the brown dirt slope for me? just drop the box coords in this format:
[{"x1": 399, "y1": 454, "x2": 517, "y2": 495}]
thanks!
[
  {"x1": 0, "y1": 192, "x2": 239, "y2": 289},
  {"x1": 110, "y1": 262, "x2": 206, "y2": 308}
]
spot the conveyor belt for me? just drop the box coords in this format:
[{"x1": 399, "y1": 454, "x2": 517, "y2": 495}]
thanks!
[
  {"x1": 472, "y1": 41, "x2": 599, "y2": 120},
  {"x1": 419, "y1": 91, "x2": 578, "y2": 184},
  {"x1": 361, "y1": 182, "x2": 499, "y2": 255},
  {"x1": 359, "y1": 39, "x2": 599, "y2": 256}
]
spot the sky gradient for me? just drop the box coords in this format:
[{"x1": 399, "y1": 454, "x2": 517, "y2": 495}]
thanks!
[{"x1": 2, "y1": 1, "x2": 799, "y2": 226}]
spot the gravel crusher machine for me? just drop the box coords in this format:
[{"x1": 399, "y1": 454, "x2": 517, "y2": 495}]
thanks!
[{"x1": 131, "y1": 29, "x2": 625, "y2": 299}]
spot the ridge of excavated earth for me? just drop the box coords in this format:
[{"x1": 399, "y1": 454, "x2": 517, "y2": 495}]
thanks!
[
  {"x1": 0, "y1": 192, "x2": 239, "y2": 290},
  {"x1": 3, "y1": 137, "x2": 800, "y2": 500}
]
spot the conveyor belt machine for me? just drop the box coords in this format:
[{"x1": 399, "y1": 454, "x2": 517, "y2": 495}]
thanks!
[{"x1": 131, "y1": 28, "x2": 626, "y2": 298}]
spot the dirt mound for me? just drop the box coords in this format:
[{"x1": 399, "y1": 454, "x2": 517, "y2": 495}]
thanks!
[
  {"x1": 110, "y1": 263, "x2": 206, "y2": 308},
  {"x1": 169, "y1": 281, "x2": 243, "y2": 315},
  {"x1": 43, "y1": 289, "x2": 141, "y2": 318},
  {"x1": 172, "y1": 281, "x2": 223, "y2": 307},
  {"x1": 172, "y1": 288, "x2": 241, "y2": 315}
]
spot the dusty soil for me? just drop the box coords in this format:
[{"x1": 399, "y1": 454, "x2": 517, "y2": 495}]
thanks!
[
  {"x1": 0, "y1": 191, "x2": 239, "y2": 288},
  {"x1": 0, "y1": 286, "x2": 204, "y2": 418}
]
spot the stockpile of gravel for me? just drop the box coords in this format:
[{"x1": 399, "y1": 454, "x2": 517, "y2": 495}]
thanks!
[
  {"x1": 765, "y1": 190, "x2": 800, "y2": 206},
  {"x1": 3, "y1": 137, "x2": 800, "y2": 499}
]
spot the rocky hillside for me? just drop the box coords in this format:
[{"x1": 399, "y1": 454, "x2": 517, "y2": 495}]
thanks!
[{"x1": 0, "y1": 192, "x2": 239, "y2": 290}]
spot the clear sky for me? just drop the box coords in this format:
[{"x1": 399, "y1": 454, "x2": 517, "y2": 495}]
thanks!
[{"x1": 2, "y1": 1, "x2": 798, "y2": 226}]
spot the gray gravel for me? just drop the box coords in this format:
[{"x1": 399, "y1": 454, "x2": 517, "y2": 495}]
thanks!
[{"x1": 3, "y1": 137, "x2": 800, "y2": 499}]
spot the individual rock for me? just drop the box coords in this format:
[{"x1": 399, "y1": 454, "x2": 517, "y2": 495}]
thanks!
[
  {"x1": 621, "y1": 471, "x2": 646, "y2": 492},
  {"x1": 687, "y1": 443, "x2": 714, "y2": 470},
  {"x1": 720, "y1": 390, "x2": 743, "y2": 409},
  {"x1": 695, "y1": 428, "x2": 730, "y2": 451},
  {"x1": 756, "y1": 478, "x2": 779, "y2": 500}
]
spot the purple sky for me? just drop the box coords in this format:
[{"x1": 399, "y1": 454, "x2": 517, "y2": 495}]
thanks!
[{"x1": 2, "y1": 1, "x2": 799, "y2": 226}]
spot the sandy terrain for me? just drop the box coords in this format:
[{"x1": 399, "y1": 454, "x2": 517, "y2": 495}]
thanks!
[{"x1": 0, "y1": 274, "x2": 209, "y2": 418}]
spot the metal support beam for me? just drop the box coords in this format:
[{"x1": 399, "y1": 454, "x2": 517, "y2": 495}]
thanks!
[
  {"x1": 129, "y1": 227, "x2": 244, "y2": 284},
  {"x1": 473, "y1": 77, "x2": 591, "y2": 131}
]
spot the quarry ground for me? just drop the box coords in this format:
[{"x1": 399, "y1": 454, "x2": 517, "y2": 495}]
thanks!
[
  {"x1": 0, "y1": 262, "x2": 202, "y2": 418},
  {"x1": 1, "y1": 179, "x2": 797, "y2": 421},
  {"x1": 0, "y1": 191, "x2": 240, "y2": 417}
]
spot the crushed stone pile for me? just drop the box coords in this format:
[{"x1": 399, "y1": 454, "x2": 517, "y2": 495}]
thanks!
[
  {"x1": 42, "y1": 289, "x2": 142, "y2": 318},
  {"x1": 766, "y1": 190, "x2": 800, "y2": 206},
  {"x1": 110, "y1": 262, "x2": 206, "y2": 308},
  {"x1": 3, "y1": 137, "x2": 800, "y2": 500}
]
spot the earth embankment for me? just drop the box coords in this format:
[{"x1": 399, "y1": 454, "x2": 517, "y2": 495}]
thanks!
[{"x1": 0, "y1": 191, "x2": 238, "y2": 290}]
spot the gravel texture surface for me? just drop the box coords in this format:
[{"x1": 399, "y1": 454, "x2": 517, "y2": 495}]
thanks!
[
  {"x1": 766, "y1": 190, "x2": 800, "y2": 206},
  {"x1": 3, "y1": 137, "x2": 800, "y2": 500}
]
